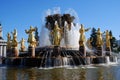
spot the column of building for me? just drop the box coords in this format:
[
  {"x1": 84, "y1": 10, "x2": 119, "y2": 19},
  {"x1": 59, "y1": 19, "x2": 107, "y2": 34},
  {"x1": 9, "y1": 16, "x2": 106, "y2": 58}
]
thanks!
[
  {"x1": 3, "y1": 45, "x2": 6, "y2": 57},
  {"x1": 0, "y1": 45, "x2": 2, "y2": 57},
  {"x1": 0, "y1": 24, "x2": 7, "y2": 58}
]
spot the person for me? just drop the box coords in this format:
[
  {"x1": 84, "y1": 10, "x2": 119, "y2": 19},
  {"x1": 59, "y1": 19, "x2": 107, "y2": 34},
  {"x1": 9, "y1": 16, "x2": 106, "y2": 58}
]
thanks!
[
  {"x1": 96, "y1": 28, "x2": 103, "y2": 47},
  {"x1": 25, "y1": 26, "x2": 36, "y2": 47},
  {"x1": 79, "y1": 24, "x2": 90, "y2": 46},
  {"x1": 11, "y1": 29, "x2": 18, "y2": 47},
  {"x1": 20, "y1": 38, "x2": 26, "y2": 52},
  {"x1": 106, "y1": 30, "x2": 111, "y2": 48},
  {"x1": 51, "y1": 21, "x2": 62, "y2": 46}
]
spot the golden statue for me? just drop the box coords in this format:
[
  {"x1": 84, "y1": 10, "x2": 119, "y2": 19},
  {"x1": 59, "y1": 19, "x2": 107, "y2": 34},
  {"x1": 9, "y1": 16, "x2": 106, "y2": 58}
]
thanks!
[
  {"x1": 7, "y1": 32, "x2": 11, "y2": 49},
  {"x1": 25, "y1": 26, "x2": 36, "y2": 47},
  {"x1": 96, "y1": 28, "x2": 103, "y2": 47},
  {"x1": 51, "y1": 21, "x2": 62, "y2": 46},
  {"x1": 20, "y1": 38, "x2": 26, "y2": 52},
  {"x1": 11, "y1": 29, "x2": 18, "y2": 47},
  {"x1": 106, "y1": 30, "x2": 111, "y2": 48},
  {"x1": 79, "y1": 24, "x2": 90, "y2": 46}
]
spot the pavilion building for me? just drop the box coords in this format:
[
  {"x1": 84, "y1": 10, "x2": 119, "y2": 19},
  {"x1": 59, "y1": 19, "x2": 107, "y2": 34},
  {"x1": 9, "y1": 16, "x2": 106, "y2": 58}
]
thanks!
[{"x1": 0, "y1": 24, "x2": 7, "y2": 57}]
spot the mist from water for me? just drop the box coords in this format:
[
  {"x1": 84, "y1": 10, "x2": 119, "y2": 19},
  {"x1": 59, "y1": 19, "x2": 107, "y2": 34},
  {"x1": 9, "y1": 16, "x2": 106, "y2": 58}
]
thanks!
[{"x1": 39, "y1": 25, "x2": 51, "y2": 47}]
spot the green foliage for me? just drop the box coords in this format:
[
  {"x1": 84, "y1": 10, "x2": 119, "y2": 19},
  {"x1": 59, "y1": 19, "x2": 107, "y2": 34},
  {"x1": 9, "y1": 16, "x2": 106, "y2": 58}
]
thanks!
[
  {"x1": 35, "y1": 27, "x2": 39, "y2": 46},
  {"x1": 109, "y1": 30, "x2": 118, "y2": 52},
  {"x1": 117, "y1": 46, "x2": 120, "y2": 52},
  {"x1": 89, "y1": 28, "x2": 119, "y2": 53},
  {"x1": 90, "y1": 27, "x2": 97, "y2": 48},
  {"x1": 35, "y1": 27, "x2": 39, "y2": 40}
]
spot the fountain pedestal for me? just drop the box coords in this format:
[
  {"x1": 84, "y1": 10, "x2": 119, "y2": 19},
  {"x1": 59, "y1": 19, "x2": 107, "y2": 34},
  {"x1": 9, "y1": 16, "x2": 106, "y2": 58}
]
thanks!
[
  {"x1": 7, "y1": 48, "x2": 11, "y2": 53},
  {"x1": 96, "y1": 47, "x2": 103, "y2": 56},
  {"x1": 6, "y1": 48, "x2": 12, "y2": 57},
  {"x1": 106, "y1": 47, "x2": 111, "y2": 56},
  {"x1": 79, "y1": 46, "x2": 86, "y2": 57},
  {"x1": 28, "y1": 46, "x2": 35, "y2": 58},
  {"x1": 53, "y1": 46, "x2": 61, "y2": 57},
  {"x1": 12, "y1": 47, "x2": 18, "y2": 57}
]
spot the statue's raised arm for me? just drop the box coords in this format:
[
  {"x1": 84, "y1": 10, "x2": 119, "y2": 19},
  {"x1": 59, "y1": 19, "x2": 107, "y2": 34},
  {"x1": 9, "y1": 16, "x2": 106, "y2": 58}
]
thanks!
[
  {"x1": 7, "y1": 32, "x2": 11, "y2": 40},
  {"x1": 25, "y1": 26, "x2": 36, "y2": 47},
  {"x1": 80, "y1": 24, "x2": 90, "y2": 33},
  {"x1": 85, "y1": 27, "x2": 91, "y2": 32},
  {"x1": 25, "y1": 29, "x2": 29, "y2": 34},
  {"x1": 79, "y1": 24, "x2": 90, "y2": 46},
  {"x1": 31, "y1": 26, "x2": 36, "y2": 31},
  {"x1": 11, "y1": 29, "x2": 17, "y2": 37}
]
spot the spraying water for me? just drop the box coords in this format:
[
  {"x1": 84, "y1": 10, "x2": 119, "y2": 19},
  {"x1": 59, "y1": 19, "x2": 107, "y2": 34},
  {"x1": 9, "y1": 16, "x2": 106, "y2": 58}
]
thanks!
[
  {"x1": 39, "y1": 25, "x2": 51, "y2": 47},
  {"x1": 39, "y1": 8, "x2": 81, "y2": 49}
]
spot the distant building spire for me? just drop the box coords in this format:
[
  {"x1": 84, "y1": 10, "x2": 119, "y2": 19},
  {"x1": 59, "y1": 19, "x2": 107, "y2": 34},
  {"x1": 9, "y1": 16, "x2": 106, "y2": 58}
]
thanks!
[{"x1": 0, "y1": 24, "x2": 2, "y2": 38}]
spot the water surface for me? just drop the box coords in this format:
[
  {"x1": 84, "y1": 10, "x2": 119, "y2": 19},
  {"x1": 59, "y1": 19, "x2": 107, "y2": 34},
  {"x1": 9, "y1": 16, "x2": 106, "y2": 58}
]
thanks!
[{"x1": 0, "y1": 64, "x2": 120, "y2": 80}]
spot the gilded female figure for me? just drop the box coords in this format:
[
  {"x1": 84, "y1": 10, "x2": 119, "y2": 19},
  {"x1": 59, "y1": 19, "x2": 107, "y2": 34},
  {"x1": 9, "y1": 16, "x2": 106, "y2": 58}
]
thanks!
[
  {"x1": 106, "y1": 30, "x2": 111, "y2": 48},
  {"x1": 11, "y1": 29, "x2": 18, "y2": 47},
  {"x1": 79, "y1": 24, "x2": 90, "y2": 46},
  {"x1": 20, "y1": 38, "x2": 26, "y2": 51},
  {"x1": 51, "y1": 21, "x2": 62, "y2": 46},
  {"x1": 25, "y1": 26, "x2": 36, "y2": 47},
  {"x1": 96, "y1": 28, "x2": 103, "y2": 47}
]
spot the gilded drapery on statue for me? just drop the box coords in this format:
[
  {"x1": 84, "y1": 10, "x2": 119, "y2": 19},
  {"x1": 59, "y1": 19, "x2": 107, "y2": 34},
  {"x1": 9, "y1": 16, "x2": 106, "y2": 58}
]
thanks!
[
  {"x1": 51, "y1": 21, "x2": 62, "y2": 46},
  {"x1": 96, "y1": 28, "x2": 103, "y2": 47},
  {"x1": 79, "y1": 24, "x2": 90, "y2": 46},
  {"x1": 11, "y1": 29, "x2": 18, "y2": 47},
  {"x1": 25, "y1": 26, "x2": 36, "y2": 47},
  {"x1": 106, "y1": 30, "x2": 111, "y2": 48},
  {"x1": 20, "y1": 38, "x2": 26, "y2": 51}
]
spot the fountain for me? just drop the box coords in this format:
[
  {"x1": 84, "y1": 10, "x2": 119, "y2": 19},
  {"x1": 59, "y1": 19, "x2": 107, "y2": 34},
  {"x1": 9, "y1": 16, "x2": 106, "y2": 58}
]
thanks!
[{"x1": 3, "y1": 8, "x2": 118, "y2": 68}]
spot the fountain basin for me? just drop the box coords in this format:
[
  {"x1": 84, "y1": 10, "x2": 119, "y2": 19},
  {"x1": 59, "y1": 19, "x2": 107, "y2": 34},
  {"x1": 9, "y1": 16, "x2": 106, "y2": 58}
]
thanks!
[{"x1": 3, "y1": 46, "x2": 118, "y2": 67}]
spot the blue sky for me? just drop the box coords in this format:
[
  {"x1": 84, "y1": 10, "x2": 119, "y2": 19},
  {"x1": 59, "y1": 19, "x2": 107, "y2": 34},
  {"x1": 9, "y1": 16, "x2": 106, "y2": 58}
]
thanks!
[{"x1": 0, "y1": 0, "x2": 120, "y2": 42}]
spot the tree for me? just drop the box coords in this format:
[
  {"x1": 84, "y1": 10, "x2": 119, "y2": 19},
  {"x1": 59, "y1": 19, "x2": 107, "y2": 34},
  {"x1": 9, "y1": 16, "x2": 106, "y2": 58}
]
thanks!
[
  {"x1": 109, "y1": 30, "x2": 118, "y2": 52},
  {"x1": 109, "y1": 30, "x2": 113, "y2": 51},
  {"x1": 90, "y1": 27, "x2": 97, "y2": 48},
  {"x1": 117, "y1": 46, "x2": 120, "y2": 52},
  {"x1": 35, "y1": 27, "x2": 39, "y2": 46}
]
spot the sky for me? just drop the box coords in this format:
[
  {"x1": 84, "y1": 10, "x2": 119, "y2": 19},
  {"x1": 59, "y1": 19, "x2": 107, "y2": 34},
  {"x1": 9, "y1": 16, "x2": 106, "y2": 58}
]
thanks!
[{"x1": 0, "y1": 0, "x2": 120, "y2": 43}]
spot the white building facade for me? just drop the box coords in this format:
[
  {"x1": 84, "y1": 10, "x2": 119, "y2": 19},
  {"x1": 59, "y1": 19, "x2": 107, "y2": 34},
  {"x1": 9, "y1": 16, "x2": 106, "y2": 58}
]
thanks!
[{"x1": 0, "y1": 24, "x2": 7, "y2": 57}]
